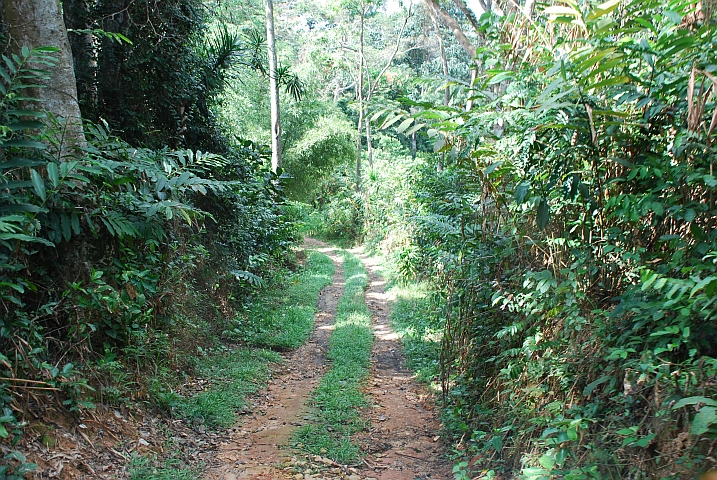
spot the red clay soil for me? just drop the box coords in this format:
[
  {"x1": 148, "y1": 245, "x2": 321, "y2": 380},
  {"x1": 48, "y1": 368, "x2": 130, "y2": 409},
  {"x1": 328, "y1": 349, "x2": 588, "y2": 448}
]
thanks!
[
  {"x1": 202, "y1": 241, "x2": 452, "y2": 479},
  {"x1": 350, "y1": 246, "x2": 452, "y2": 480},
  {"x1": 202, "y1": 241, "x2": 346, "y2": 479}
]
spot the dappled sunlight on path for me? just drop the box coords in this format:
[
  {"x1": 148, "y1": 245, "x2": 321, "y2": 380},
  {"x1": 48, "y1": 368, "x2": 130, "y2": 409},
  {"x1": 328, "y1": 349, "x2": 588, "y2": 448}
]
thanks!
[{"x1": 351, "y1": 246, "x2": 452, "y2": 480}]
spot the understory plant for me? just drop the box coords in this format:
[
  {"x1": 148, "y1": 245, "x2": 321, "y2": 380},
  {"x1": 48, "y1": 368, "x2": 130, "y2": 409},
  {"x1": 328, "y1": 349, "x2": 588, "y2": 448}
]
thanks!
[
  {"x1": 0, "y1": 45, "x2": 297, "y2": 446},
  {"x1": 362, "y1": 0, "x2": 717, "y2": 477}
]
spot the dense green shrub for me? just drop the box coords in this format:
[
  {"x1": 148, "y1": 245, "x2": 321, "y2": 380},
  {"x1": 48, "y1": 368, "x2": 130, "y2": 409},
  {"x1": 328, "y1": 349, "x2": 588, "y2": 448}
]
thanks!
[
  {"x1": 0, "y1": 46, "x2": 297, "y2": 443},
  {"x1": 362, "y1": 0, "x2": 717, "y2": 477}
]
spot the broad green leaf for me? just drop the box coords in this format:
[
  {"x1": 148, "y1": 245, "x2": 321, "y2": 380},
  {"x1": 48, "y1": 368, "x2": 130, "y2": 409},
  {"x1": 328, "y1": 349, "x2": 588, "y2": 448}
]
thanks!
[
  {"x1": 485, "y1": 160, "x2": 504, "y2": 175},
  {"x1": 7, "y1": 120, "x2": 44, "y2": 131},
  {"x1": 544, "y1": 6, "x2": 581, "y2": 16},
  {"x1": 586, "y1": 0, "x2": 622, "y2": 22},
  {"x1": 583, "y1": 375, "x2": 613, "y2": 396},
  {"x1": 404, "y1": 122, "x2": 425, "y2": 136},
  {"x1": 71, "y1": 213, "x2": 81, "y2": 235},
  {"x1": 30, "y1": 168, "x2": 46, "y2": 201},
  {"x1": 537, "y1": 198, "x2": 550, "y2": 230},
  {"x1": 0, "y1": 157, "x2": 45, "y2": 169},
  {"x1": 556, "y1": 448, "x2": 568, "y2": 466},
  {"x1": 539, "y1": 454, "x2": 555, "y2": 470},
  {"x1": 3, "y1": 54, "x2": 17, "y2": 74},
  {"x1": 61, "y1": 214, "x2": 71, "y2": 242},
  {"x1": 1, "y1": 139, "x2": 47, "y2": 149},
  {"x1": 673, "y1": 396, "x2": 717, "y2": 409},
  {"x1": 5, "y1": 109, "x2": 46, "y2": 119},
  {"x1": 574, "y1": 48, "x2": 615, "y2": 76},
  {"x1": 514, "y1": 182, "x2": 530, "y2": 204},
  {"x1": 0, "y1": 203, "x2": 42, "y2": 214},
  {"x1": 0, "y1": 65, "x2": 10, "y2": 84},
  {"x1": 370, "y1": 108, "x2": 388, "y2": 122},
  {"x1": 586, "y1": 75, "x2": 630, "y2": 91},
  {"x1": 47, "y1": 162, "x2": 59, "y2": 187},
  {"x1": 587, "y1": 56, "x2": 627, "y2": 79},
  {"x1": 380, "y1": 114, "x2": 404, "y2": 130},
  {"x1": 488, "y1": 71, "x2": 513, "y2": 85},
  {"x1": 0, "y1": 233, "x2": 54, "y2": 246},
  {"x1": 691, "y1": 407, "x2": 717, "y2": 435},
  {"x1": 523, "y1": 466, "x2": 550, "y2": 477},
  {"x1": 395, "y1": 117, "x2": 414, "y2": 134},
  {"x1": 634, "y1": 433, "x2": 656, "y2": 447}
]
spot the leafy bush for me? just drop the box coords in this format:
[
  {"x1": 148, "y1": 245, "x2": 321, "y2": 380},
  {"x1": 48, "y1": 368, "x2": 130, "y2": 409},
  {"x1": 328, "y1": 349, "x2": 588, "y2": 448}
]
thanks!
[
  {"x1": 362, "y1": 0, "x2": 717, "y2": 477},
  {"x1": 0, "y1": 45, "x2": 298, "y2": 443}
]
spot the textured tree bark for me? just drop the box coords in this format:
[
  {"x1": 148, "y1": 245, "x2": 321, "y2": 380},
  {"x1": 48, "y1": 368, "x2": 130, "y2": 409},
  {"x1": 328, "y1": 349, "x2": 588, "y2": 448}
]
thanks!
[
  {"x1": 62, "y1": 0, "x2": 97, "y2": 119},
  {"x1": 451, "y1": 0, "x2": 480, "y2": 30},
  {"x1": 427, "y1": 3, "x2": 450, "y2": 107},
  {"x1": 265, "y1": 0, "x2": 282, "y2": 173},
  {"x1": 422, "y1": 0, "x2": 476, "y2": 59},
  {"x1": 523, "y1": 0, "x2": 536, "y2": 19},
  {"x1": 2, "y1": 0, "x2": 86, "y2": 153}
]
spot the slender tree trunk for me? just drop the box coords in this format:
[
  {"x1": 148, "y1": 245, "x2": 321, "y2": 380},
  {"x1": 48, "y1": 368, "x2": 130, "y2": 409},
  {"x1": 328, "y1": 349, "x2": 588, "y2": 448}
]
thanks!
[
  {"x1": 422, "y1": 0, "x2": 476, "y2": 59},
  {"x1": 355, "y1": 1, "x2": 365, "y2": 191},
  {"x1": 2, "y1": 0, "x2": 86, "y2": 154},
  {"x1": 523, "y1": 0, "x2": 536, "y2": 19},
  {"x1": 360, "y1": 5, "x2": 411, "y2": 173},
  {"x1": 427, "y1": 4, "x2": 450, "y2": 107},
  {"x1": 265, "y1": 0, "x2": 282, "y2": 173},
  {"x1": 364, "y1": 115, "x2": 373, "y2": 168},
  {"x1": 428, "y1": 6, "x2": 448, "y2": 170},
  {"x1": 466, "y1": 67, "x2": 478, "y2": 111}
]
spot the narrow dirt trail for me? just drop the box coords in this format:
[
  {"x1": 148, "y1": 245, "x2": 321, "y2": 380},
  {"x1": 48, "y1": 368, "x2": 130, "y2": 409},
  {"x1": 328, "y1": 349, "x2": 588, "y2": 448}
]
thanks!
[
  {"x1": 11, "y1": 241, "x2": 451, "y2": 479},
  {"x1": 203, "y1": 241, "x2": 344, "y2": 480},
  {"x1": 203, "y1": 240, "x2": 451, "y2": 479},
  {"x1": 351, "y1": 247, "x2": 452, "y2": 480}
]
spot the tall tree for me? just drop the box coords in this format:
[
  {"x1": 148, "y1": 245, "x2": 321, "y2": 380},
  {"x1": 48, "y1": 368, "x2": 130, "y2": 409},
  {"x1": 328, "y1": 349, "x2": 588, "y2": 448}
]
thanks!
[
  {"x1": 1, "y1": 0, "x2": 85, "y2": 152},
  {"x1": 361, "y1": 5, "x2": 412, "y2": 167},
  {"x1": 355, "y1": 0, "x2": 366, "y2": 190},
  {"x1": 265, "y1": 0, "x2": 282, "y2": 173}
]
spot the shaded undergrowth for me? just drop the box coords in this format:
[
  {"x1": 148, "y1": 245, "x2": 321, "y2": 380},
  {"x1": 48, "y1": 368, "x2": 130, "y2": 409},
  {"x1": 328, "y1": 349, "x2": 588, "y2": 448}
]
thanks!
[{"x1": 294, "y1": 251, "x2": 373, "y2": 464}]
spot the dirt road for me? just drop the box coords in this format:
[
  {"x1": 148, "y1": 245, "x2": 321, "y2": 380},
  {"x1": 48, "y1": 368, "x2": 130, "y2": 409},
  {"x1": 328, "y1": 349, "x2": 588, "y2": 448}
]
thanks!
[{"x1": 202, "y1": 241, "x2": 451, "y2": 479}]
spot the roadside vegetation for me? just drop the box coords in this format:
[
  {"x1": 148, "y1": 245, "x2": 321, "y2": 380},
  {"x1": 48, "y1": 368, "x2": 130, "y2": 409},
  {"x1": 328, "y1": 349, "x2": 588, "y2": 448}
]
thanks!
[
  {"x1": 125, "y1": 251, "x2": 332, "y2": 477},
  {"x1": 3, "y1": 0, "x2": 717, "y2": 478},
  {"x1": 227, "y1": 251, "x2": 335, "y2": 349},
  {"x1": 387, "y1": 281, "x2": 442, "y2": 388}
]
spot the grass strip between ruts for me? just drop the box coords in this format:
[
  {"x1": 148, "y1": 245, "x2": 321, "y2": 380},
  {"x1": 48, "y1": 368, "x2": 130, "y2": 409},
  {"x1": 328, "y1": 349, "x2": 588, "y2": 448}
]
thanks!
[{"x1": 294, "y1": 251, "x2": 373, "y2": 464}]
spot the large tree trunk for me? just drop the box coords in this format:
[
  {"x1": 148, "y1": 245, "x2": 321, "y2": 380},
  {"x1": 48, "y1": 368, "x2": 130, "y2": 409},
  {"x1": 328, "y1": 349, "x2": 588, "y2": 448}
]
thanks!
[
  {"x1": 265, "y1": 0, "x2": 282, "y2": 173},
  {"x1": 62, "y1": 0, "x2": 97, "y2": 119},
  {"x1": 2, "y1": 0, "x2": 86, "y2": 154}
]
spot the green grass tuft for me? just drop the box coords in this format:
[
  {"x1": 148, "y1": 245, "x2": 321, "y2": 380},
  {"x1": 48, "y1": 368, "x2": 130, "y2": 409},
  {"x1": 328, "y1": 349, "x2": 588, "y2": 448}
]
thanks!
[
  {"x1": 229, "y1": 251, "x2": 335, "y2": 349},
  {"x1": 295, "y1": 250, "x2": 373, "y2": 463},
  {"x1": 127, "y1": 454, "x2": 202, "y2": 479},
  {"x1": 387, "y1": 280, "x2": 443, "y2": 386},
  {"x1": 175, "y1": 348, "x2": 281, "y2": 428}
]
